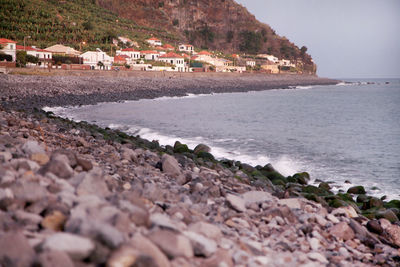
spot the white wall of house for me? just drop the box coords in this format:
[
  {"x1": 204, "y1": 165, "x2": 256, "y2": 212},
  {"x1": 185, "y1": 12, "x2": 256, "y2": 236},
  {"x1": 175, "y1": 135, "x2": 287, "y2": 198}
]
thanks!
[
  {"x1": 79, "y1": 50, "x2": 114, "y2": 70},
  {"x1": 117, "y1": 50, "x2": 140, "y2": 60},
  {"x1": 246, "y1": 60, "x2": 256, "y2": 67},
  {"x1": 146, "y1": 39, "x2": 162, "y2": 47},
  {"x1": 158, "y1": 57, "x2": 186, "y2": 72},
  {"x1": 178, "y1": 44, "x2": 194, "y2": 53},
  {"x1": 141, "y1": 52, "x2": 160, "y2": 61},
  {"x1": 0, "y1": 42, "x2": 16, "y2": 61}
]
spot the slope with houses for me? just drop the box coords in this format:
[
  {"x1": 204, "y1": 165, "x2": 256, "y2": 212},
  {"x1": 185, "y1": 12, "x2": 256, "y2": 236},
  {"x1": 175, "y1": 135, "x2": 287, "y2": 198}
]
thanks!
[{"x1": 1, "y1": 36, "x2": 307, "y2": 74}]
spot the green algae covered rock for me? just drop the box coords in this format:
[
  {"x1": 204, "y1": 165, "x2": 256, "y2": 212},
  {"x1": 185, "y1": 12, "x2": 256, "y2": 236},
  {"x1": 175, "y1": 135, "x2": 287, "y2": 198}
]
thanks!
[{"x1": 347, "y1": 186, "x2": 366, "y2": 195}]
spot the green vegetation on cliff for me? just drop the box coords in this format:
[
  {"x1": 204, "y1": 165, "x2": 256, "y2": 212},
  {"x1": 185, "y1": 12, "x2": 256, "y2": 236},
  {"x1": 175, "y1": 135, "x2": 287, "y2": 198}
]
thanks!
[{"x1": 0, "y1": 0, "x2": 178, "y2": 51}]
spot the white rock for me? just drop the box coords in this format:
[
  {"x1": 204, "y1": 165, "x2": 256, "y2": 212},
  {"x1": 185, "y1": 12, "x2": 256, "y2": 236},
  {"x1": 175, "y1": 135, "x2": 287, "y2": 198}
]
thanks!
[
  {"x1": 22, "y1": 140, "x2": 45, "y2": 155},
  {"x1": 242, "y1": 191, "x2": 274, "y2": 205},
  {"x1": 183, "y1": 231, "x2": 217, "y2": 257},
  {"x1": 326, "y1": 213, "x2": 340, "y2": 224},
  {"x1": 309, "y1": 237, "x2": 320, "y2": 251},
  {"x1": 278, "y1": 198, "x2": 302, "y2": 209},
  {"x1": 307, "y1": 252, "x2": 328, "y2": 264},
  {"x1": 226, "y1": 193, "x2": 246, "y2": 212},
  {"x1": 188, "y1": 221, "x2": 223, "y2": 241},
  {"x1": 42, "y1": 233, "x2": 95, "y2": 260}
]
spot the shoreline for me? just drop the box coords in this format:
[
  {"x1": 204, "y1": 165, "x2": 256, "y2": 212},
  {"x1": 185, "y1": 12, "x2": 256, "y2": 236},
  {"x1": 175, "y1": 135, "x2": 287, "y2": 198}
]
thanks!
[
  {"x1": 0, "y1": 73, "x2": 339, "y2": 110},
  {"x1": 1, "y1": 73, "x2": 400, "y2": 265}
]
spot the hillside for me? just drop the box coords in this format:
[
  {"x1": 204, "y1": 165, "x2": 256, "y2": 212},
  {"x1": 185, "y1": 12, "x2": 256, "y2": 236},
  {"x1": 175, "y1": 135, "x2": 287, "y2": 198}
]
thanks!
[
  {"x1": 96, "y1": 0, "x2": 313, "y2": 64},
  {"x1": 0, "y1": 0, "x2": 315, "y2": 71},
  {"x1": 0, "y1": 0, "x2": 179, "y2": 51}
]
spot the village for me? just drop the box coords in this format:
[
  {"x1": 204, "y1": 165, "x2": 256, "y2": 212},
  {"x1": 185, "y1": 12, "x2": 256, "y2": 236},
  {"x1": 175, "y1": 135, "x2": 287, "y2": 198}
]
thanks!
[{"x1": 0, "y1": 36, "x2": 303, "y2": 74}]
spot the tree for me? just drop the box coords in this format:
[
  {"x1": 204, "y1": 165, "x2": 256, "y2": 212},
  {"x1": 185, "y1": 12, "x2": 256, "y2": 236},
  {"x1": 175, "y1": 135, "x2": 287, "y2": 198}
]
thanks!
[
  {"x1": 239, "y1": 31, "x2": 262, "y2": 54},
  {"x1": 26, "y1": 54, "x2": 39, "y2": 64},
  {"x1": 16, "y1": 50, "x2": 27, "y2": 67},
  {"x1": 83, "y1": 20, "x2": 94, "y2": 31},
  {"x1": 300, "y1": 46, "x2": 308, "y2": 58}
]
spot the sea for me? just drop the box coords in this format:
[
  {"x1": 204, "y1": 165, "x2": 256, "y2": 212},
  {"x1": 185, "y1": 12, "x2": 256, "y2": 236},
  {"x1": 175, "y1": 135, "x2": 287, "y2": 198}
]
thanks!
[{"x1": 46, "y1": 78, "x2": 400, "y2": 200}]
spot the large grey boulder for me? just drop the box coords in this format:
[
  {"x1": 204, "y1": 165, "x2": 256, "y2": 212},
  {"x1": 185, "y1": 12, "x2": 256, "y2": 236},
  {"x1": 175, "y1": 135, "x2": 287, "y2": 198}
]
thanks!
[{"x1": 42, "y1": 233, "x2": 95, "y2": 260}]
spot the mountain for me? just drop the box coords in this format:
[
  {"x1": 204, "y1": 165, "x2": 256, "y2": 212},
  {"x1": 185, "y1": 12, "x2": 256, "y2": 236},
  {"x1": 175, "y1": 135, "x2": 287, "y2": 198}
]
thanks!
[
  {"x1": 97, "y1": 0, "x2": 312, "y2": 63},
  {"x1": 0, "y1": 0, "x2": 315, "y2": 71}
]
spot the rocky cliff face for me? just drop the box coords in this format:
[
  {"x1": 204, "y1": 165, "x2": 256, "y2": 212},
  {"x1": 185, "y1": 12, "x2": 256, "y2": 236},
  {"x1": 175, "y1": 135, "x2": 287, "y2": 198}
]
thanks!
[{"x1": 97, "y1": 0, "x2": 313, "y2": 66}]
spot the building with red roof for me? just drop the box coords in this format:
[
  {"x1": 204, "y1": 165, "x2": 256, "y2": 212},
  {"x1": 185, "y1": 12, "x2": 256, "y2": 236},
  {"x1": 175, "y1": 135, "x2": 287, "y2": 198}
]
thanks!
[
  {"x1": 159, "y1": 52, "x2": 187, "y2": 72},
  {"x1": 117, "y1": 48, "x2": 140, "y2": 60},
  {"x1": 162, "y1": 44, "x2": 175, "y2": 51},
  {"x1": 0, "y1": 38, "x2": 17, "y2": 61},
  {"x1": 178, "y1": 44, "x2": 194, "y2": 53},
  {"x1": 146, "y1": 37, "x2": 162, "y2": 47},
  {"x1": 140, "y1": 50, "x2": 160, "y2": 60},
  {"x1": 114, "y1": 55, "x2": 127, "y2": 64},
  {"x1": 16, "y1": 45, "x2": 52, "y2": 67}
]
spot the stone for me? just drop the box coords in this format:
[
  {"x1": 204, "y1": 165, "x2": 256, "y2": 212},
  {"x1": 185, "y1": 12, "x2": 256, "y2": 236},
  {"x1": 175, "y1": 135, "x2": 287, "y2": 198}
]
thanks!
[
  {"x1": 242, "y1": 190, "x2": 274, "y2": 205},
  {"x1": 130, "y1": 234, "x2": 171, "y2": 267},
  {"x1": 183, "y1": 231, "x2": 217, "y2": 257},
  {"x1": 161, "y1": 154, "x2": 181, "y2": 176},
  {"x1": 326, "y1": 213, "x2": 340, "y2": 224},
  {"x1": 319, "y1": 182, "x2": 331, "y2": 191},
  {"x1": 12, "y1": 158, "x2": 40, "y2": 172},
  {"x1": 76, "y1": 157, "x2": 93, "y2": 171},
  {"x1": 347, "y1": 185, "x2": 366, "y2": 194},
  {"x1": 22, "y1": 140, "x2": 45, "y2": 155},
  {"x1": 77, "y1": 168, "x2": 110, "y2": 198},
  {"x1": 380, "y1": 222, "x2": 400, "y2": 247},
  {"x1": 40, "y1": 154, "x2": 74, "y2": 179},
  {"x1": 329, "y1": 222, "x2": 355, "y2": 241},
  {"x1": 188, "y1": 221, "x2": 223, "y2": 242},
  {"x1": 278, "y1": 198, "x2": 302, "y2": 209},
  {"x1": 148, "y1": 229, "x2": 194, "y2": 259},
  {"x1": 377, "y1": 209, "x2": 398, "y2": 223},
  {"x1": 201, "y1": 249, "x2": 234, "y2": 267},
  {"x1": 194, "y1": 144, "x2": 211, "y2": 154},
  {"x1": 226, "y1": 193, "x2": 246, "y2": 212},
  {"x1": 331, "y1": 206, "x2": 358, "y2": 218},
  {"x1": 0, "y1": 231, "x2": 36, "y2": 267},
  {"x1": 31, "y1": 153, "x2": 50, "y2": 165},
  {"x1": 0, "y1": 151, "x2": 12, "y2": 162},
  {"x1": 150, "y1": 213, "x2": 179, "y2": 231},
  {"x1": 42, "y1": 233, "x2": 95, "y2": 260},
  {"x1": 13, "y1": 210, "x2": 43, "y2": 226},
  {"x1": 37, "y1": 250, "x2": 74, "y2": 267},
  {"x1": 119, "y1": 200, "x2": 150, "y2": 227},
  {"x1": 107, "y1": 245, "x2": 160, "y2": 267},
  {"x1": 11, "y1": 181, "x2": 47, "y2": 203},
  {"x1": 367, "y1": 220, "x2": 383, "y2": 234},
  {"x1": 307, "y1": 252, "x2": 328, "y2": 264},
  {"x1": 309, "y1": 237, "x2": 320, "y2": 251},
  {"x1": 41, "y1": 211, "x2": 67, "y2": 231}
]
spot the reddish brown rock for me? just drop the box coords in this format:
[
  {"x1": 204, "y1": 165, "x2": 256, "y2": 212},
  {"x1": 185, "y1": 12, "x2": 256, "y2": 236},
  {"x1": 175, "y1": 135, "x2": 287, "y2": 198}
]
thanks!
[{"x1": 329, "y1": 222, "x2": 355, "y2": 241}]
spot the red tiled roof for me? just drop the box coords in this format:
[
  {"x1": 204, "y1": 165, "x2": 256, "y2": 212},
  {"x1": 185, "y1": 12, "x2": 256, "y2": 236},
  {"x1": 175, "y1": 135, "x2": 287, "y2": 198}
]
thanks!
[
  {"x1": 0, "y1": 38, "x2": 17, "y2": 44},
  {"x1": 159, "y1": 52, "x2": 184, "y2": 59},
  {"x1": 180, "y1": 44, "x2": 193, "y2": 47},
  {"x1": 147, "y1": 37, "x2": 160, "y2": 41},
  {"x1": 154, "y1": 46, "x2": 166, "y2": 50},
  {"x1": 197, "y1": 51, "x2": 212, "y2": 56},
  {"x1": 191, "y1": 56, "x2": 198, "y2": 60},
  {"x1": 118, "y1": 54, "x2": 129, "y2": 58},
  {"x1": 140, "y1": 50, "x2": 159, "y2": 54},
  {"x1": 121, "y1": 48, "x2": 139, "y2": 52},
  {"x1": 16, "y1": 45, "x2": 51, "y2": 52},
  {"x1": 162, "y1": 44, "x2": 174, "y2": 49},
  {"x1": 114, "y1": 55, "x2": 127, "y2": 62}
]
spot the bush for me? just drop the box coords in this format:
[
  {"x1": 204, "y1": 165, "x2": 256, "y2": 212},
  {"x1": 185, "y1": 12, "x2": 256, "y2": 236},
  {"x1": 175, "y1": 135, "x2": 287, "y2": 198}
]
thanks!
[{"x1": 172, "y1": 19, "x2": 179, "y2": 26}]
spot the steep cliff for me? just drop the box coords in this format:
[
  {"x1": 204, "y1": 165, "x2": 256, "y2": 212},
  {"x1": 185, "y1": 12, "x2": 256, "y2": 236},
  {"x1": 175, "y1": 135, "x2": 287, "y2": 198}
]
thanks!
[{"x1": 96, "y1": 0, "x2": 313, "y2": 65}]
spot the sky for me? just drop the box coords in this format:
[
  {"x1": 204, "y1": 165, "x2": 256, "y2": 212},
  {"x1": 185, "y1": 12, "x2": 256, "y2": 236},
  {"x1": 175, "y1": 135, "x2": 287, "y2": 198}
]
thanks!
[{"x1": 235, "y1": 0, "x2": 400, "y2": 78}]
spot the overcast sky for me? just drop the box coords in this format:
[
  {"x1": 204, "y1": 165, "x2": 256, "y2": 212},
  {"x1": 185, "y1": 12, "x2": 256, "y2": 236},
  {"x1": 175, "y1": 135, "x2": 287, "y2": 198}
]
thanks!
[{"x1": 235, "y1": 0, "x2": 400, "y2": 78}]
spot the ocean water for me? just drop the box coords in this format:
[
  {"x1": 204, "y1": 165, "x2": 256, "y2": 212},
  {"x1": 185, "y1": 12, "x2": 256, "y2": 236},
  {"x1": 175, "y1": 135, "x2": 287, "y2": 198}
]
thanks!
[{"x1": 47, "y1": 79, "x2": 400, "y2": 199}]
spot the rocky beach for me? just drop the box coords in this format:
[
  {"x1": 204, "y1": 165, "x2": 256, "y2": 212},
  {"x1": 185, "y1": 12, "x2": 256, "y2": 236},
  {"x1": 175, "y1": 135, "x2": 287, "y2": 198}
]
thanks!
[{"x1": 1, "y1": 73, "x2": 400, "y2": 267}]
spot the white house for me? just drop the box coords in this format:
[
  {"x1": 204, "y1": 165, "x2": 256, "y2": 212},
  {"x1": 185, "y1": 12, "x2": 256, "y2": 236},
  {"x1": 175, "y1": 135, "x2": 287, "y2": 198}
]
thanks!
[
  {"x1": 117, "y1": 48, "x2": 140, "y2": 61},
  {"x1": 246, "y1": 60, "x2": 256, "y2": 67},
  {"x1": 16, "y1": 45, "x2": 52, "y2": 68},
  {"x1": 79, "y1": 49, "x2": 113, "y2": 70},
  {"x1": 178, "y1": 44, "x2": 194, "y2": 53},
  {"x1": 158, "y1": 52, "x2": 187, "y2": 72},
  {"x1": 146, "y1": 37, "x2": 162, "y2": 47},
  {"x1": 257, "y1": 54, "x2": 279, "y2": 63},
  {"x1": 0, "y1": 38, "x2": 17, "y2": 61},
  {"x1": 140, "y1": 50, "x2": 160, "y2": 61},
  {"x1": 278, "y1": 59, "x2": 295, "y2": 67},
  {"x1": 45, "y1": 44, "x2": 81, "y2": 56}
]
